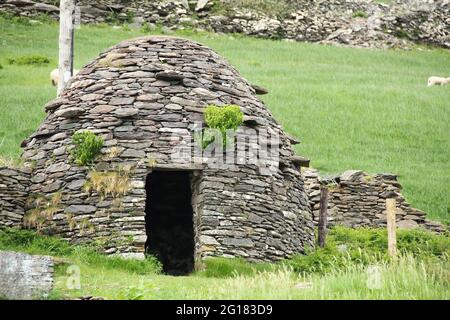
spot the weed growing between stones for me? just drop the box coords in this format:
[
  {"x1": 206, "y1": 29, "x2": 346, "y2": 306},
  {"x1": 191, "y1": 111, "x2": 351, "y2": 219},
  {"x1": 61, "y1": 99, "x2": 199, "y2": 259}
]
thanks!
[
  {"x1": 146, "y1": 156, "x2": 157, "y2": 168},
  {"x1": 24, "y1": 192, "x2": 63, "y2": 233},
  {"x1": 395, "y1": 28, "x2": 409, "y2": 39},
  {"x1": 78, "y1": 217, "x2": 95, "y2": 236},
  {"x1": 64, "y1": 213, "x2": 100, "y2": 236},
  {"x1": 83, "y1": 166, "x2": 131, "y2": 203},
  {"x1": 65, "y1": 213, "x2": 77, "y2": 231},
  {"x1": 70, "y1": 131, "x2": 104, "y2": 166},
  {"x1": 352, "y1": 11, "x2": 368, "y2": 18},
  {"x1": 107, "y1": 146, "x2": 121, "y2": 158},
  {"x1": 326, "y1": 182, "x2": 339, "y2": 191}
]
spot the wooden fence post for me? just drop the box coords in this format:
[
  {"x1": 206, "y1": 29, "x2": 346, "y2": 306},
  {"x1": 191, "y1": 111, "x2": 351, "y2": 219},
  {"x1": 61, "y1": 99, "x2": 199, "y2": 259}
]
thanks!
[
  {"x1": 318, "y1": 185, "x2": 328, "y2": 247},
  {"x1": 57, "y1": 0, "x2": 76, "y2": 96},
  {"x1": 386, "y1": 198, "x2": 397, "y2": 258}
]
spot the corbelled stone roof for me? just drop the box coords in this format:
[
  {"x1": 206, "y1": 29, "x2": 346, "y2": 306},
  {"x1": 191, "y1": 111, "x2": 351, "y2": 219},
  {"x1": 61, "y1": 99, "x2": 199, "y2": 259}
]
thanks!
[
  {"x1": 25, "y1": 36, "x2": 297, "y2": 166},
  {"x1": 24, "y1": 36, "x2": 296, "y2": 170}
]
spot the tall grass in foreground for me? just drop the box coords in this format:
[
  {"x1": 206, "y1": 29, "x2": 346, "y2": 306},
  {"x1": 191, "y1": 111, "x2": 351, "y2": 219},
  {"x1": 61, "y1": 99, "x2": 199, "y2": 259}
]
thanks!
[
  {"x1": 2, "y1": 227, "x2": 447, "y2": 299},
  {"x1": 197, "y1": 227, "x2": 449, "y2": 277},
  {"x1": 209, "y1": 255, "x2": 449, "y2": 300},
  {"x1": 54, "y1": 254, "x2": 448, "y2": 300}
]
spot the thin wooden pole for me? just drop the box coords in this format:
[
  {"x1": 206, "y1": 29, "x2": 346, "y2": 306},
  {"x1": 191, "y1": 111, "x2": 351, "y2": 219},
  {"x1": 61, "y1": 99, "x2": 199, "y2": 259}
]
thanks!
[
  {"x1": 71, "y1": 0, "x2": 77, "y2": 72},
  {"x1": 70, "y1": 23, "x2": 74, "y2": 75},
  {"x1": 386, "y1": 198, "x2": 397, "y2": 258},
  {"x1": 318, "y1": 185, "x2": 328, "y2": 247},
  {"x1": 57, "y1": 0, "x2": 75, "y2": 96}
]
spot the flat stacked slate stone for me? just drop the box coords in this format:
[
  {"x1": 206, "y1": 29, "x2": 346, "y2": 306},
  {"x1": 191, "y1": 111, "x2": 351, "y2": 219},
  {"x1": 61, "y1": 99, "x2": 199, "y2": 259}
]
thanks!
[
  {"x1": 21, "y1": 36, "x2": 314, "y2": 262},
  {"x1": 0, "y1": 251, "x2": 54, "y2": 300},
  {"x1": 303, "y1": 168, "x2": 447, "y2": 233},
  {"x1": 0, "y1": 167, "x2": 31, "y2": 228}
]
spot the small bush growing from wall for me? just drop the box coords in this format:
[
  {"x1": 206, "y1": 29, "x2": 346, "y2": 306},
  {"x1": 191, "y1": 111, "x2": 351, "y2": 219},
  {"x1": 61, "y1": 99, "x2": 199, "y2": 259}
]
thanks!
[
  {"x1": 352, "y1": 10, "x2": 368, "y2": 18},
  {"x1": 200, "y1": 104, "x2": 244, "y2": 148},
  {"x1": 7, "y1": 54, "x2": 50, "y2": 66},
  {"x1": 70, "y1": 130, "x2": 104, "y2": 166}
]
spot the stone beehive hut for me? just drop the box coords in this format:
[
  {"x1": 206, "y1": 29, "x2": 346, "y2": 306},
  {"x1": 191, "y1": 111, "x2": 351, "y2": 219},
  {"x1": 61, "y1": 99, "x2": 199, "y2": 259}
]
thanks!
[{"x1": 21, "y1": 36, "x2": 314, "y2": 274}]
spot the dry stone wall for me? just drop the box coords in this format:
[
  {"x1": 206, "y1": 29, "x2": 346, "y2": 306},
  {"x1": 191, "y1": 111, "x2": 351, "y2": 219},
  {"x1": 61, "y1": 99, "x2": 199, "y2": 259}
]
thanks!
[
  {"x1": 196, "y1": 167, "x2": 313, "y2": 261},
  {"x1": 0, "y1": 0, "x2": 448, "y2": 49},
  {"x1": 0, "y1": 167, "x2": 30, "y2": 228},
  {"x1": 304, "y1": 168, "x2": 446, "y2": 233}
]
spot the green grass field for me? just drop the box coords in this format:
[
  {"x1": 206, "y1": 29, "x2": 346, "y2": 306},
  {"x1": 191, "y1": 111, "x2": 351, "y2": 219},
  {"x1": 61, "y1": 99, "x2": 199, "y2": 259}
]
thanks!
[
  {"x1": 1, "y1": 227, "x2": 448, "y2": 299},
  {"x1": 0, "y1": 17, "x2": 449, "y2": 224}
]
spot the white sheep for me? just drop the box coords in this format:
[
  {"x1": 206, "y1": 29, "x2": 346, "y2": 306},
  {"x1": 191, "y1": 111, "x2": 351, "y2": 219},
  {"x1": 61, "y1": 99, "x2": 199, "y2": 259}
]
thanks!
[
  {"x1": 427, "y1": 76, "x2": 450, "y2": 87},
  {"x1": 50, "y1": 68, "x2": 79, "y2": 86}
]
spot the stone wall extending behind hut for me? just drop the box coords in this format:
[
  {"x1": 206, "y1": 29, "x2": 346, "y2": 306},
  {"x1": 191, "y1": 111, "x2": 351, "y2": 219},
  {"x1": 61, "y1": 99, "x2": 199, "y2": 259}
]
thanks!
[
  {"x1": 0, "y1": 0, "x2": 448, "y2": 49},
  {"x1": 303, "y1": 168, "x2": 446, "y2": 233},
  {"x1": 0, "y1": 167, "x2": 30, "y2": 228}
]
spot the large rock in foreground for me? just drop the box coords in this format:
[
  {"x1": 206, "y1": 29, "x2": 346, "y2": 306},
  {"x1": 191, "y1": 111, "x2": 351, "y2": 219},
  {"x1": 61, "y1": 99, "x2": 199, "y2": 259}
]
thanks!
[{"x1": 0, "y1": 251, "x2": 54, "y2": 300}]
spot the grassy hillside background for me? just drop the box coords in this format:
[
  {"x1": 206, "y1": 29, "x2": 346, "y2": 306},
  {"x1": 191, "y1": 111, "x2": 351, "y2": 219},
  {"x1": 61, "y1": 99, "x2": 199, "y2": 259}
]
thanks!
[{"x1": 0, "y1": 17, "x2": 449, "y2": 222}]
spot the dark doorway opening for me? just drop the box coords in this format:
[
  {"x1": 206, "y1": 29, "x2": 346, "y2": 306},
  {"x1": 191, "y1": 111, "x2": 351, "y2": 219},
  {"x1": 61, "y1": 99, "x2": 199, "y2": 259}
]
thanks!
[{"x1": 145, "y1": 171, "x2": 195, "y2": 275}]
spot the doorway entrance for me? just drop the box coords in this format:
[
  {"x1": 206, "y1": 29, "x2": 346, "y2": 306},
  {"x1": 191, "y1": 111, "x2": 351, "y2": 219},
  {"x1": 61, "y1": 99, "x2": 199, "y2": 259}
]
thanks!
[{"x1": 145, "y1": 171, "x2": 195, "y2": 275}]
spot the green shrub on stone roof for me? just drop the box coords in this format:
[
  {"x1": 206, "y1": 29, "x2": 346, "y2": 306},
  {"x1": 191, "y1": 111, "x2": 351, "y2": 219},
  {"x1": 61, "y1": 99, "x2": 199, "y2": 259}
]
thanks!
[
  {"x1": 70, "y1": 130, "x2": 104, "y2": 166},
  {"x1": 204, "y1": 104, "x2": 244, "y2": 148}
]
